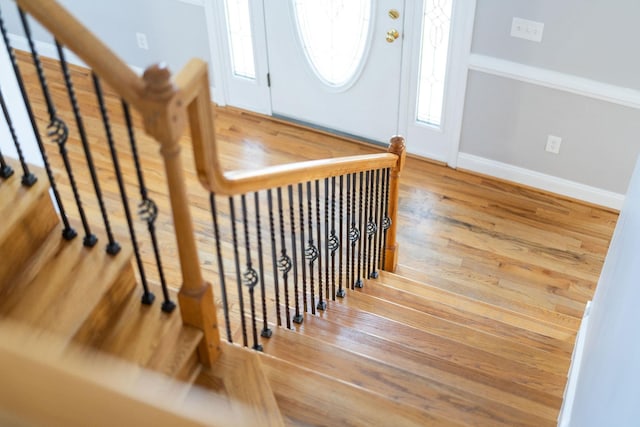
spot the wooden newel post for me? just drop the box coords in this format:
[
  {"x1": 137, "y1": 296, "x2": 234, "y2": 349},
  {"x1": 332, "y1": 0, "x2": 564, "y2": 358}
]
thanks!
[
  {"x1": 384, "y1": 135, "x2": 406, "y2": 272},
  {"x1": 141, "y1": 64, "x2": 221, "y2": 366}
]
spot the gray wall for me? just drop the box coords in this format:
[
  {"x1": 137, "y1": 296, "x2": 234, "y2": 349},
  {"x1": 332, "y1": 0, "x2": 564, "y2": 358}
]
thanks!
[
  {"x1": 0, "y1": 0, "x2": 214, "y2": 83},
  {"x1": 462, "y1": 0, "x2": 640, "y2": 194},
  {"x1": 566, "y1": 155, "x2": 640, "y2": 425}
]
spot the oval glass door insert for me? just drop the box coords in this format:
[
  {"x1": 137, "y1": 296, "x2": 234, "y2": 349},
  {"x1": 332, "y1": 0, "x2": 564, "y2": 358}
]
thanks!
[{"x1": 292, "y1": 0, "x2": 372, "y2": 88}]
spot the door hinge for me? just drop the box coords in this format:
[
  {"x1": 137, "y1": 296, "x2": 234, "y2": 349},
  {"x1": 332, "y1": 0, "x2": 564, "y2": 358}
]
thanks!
[{"x1": 267, "y1": 73, "x2": 271, "y2": 87}]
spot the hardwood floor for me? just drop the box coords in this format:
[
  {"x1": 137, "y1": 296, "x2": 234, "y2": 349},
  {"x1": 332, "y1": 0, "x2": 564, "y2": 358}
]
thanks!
[{"x1": 8, "y1": 50, "x2": 618, "y2": 424}]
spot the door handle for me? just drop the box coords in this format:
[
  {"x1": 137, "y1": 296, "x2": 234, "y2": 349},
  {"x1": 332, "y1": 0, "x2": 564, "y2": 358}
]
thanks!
[{"x1": 386, "y1": 29, "x2": 400, "y2": 43}]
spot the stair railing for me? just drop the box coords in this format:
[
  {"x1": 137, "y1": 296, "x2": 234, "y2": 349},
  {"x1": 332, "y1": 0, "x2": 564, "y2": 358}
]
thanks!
[{"x1": 6, "y1": 0, "x2": 405, "y2": 359}]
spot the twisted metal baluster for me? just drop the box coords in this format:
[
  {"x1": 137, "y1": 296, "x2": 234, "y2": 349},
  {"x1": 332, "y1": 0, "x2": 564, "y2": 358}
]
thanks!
[
  {"x1": 337, "y1": 174, "x2": 345, "y2": 297},
  {"x1": 210, "y1": 194, "x2": 232, "y2": 342},
  {"x1": 229, "y1": 196, "x2": 247, "y2": 346},
  {"x1": 381, "y1": 168, "x2": 392, "y2": 270},
  {"x1": 315, "y1": 180, "x2": 326, "y2": 310},
  {"x1": 267, "y1": 189, "x2": 282, "y2": 326},
  {"x1": 0, "y1": 146, "x2": 13, "y2": 179},
  {"x1": 1, "y1": 9, "x2": 74, "y2": 238},
  {"x1": 305, "y1": 181, "x2": 317, "y2": 315},
  {"x1": 376, "y1": 169, "x2": 387, "y2": 272},
  {"x1": 349, "y1": 173, "x2": 359, "y2": 290},
  {"x1": 241, "y1": 195, "x2": 261, "y2": 351},
  {"x1": 58, "y1": 41, "x2": 123, "y2": 253},
  {"x1": 329, "y1": 176, "x2": 339, "y2": 299},
  {"x1": 288, "y1": 186, "x2": 303, "y2": 324},
  {"x1": 297, "y1": 183, "x2": 308, "y2": 312},
  {"x1": 21, "y1": 11, "x2": 95, "y2": 245},
  {"x1": 366, "y1": 170, "x2": 377, "y2": 279},
  {"x1": 324, "y1": 178, "x2": 331, "y2": 301},
  {"x1": 370, "y1": 169, "x2": 381, "y2": 279},
  {"x1": 355, "y1": 172, "x2": 364, "y2": 288},
  {"x1": 0, "y1": 85, "x2": 34, "y2": 183},
  {"x1": 276, "y1": 188, "x2": 292, "y2": 329},
  {"x1": 344, "y1": 174, "x2": 352, "y2": 295},
  {"x1": 254, "y1": 192, "x2": 272, "y2": 338},
  {"x1": 93, "y1": 74, "x2": 154, "y2": 305},
  {"x1": 121, "y1": 101, "x2": 174, "y2": 312}
]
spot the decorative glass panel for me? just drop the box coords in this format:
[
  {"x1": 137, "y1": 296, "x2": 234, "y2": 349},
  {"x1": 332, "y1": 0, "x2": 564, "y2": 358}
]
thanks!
[
  {"x1": 224, "y1": 0, "x2": 256, "y2": 79},
  {"x1": 292, "y1": 0, "x2": 372, "y2": 87},
  {"x1": 417, "y1": 0, "x2": 453, "y2": 127}
]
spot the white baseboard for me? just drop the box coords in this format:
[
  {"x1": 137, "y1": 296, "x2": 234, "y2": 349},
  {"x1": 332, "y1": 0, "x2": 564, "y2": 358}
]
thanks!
[
  {"x1": 557, "y1": 301, "x2": 592, "y2": 427},
  {"x1": 469, "y1": 54, "x2": 640, "y2": 110},
  {"x1": 457, "y1": 153, "x2": 625, "y2": 210}
]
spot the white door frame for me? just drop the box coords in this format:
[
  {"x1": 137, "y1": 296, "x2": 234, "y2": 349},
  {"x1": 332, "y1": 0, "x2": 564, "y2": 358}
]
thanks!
[{"x1": 205, "y1": 0, "x2": 476, "y2": 166}]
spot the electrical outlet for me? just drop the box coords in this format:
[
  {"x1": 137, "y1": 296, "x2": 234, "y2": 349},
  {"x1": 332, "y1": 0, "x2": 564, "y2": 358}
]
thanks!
[
  {"x1": 136, "y1": 32, "x2": 149, "y2": 50},
  {"x1": 511, "y1": 17, "x2": 544, "y2": 42},
  {"x1": 546, "y1": 135, "x2": 562, "y2": 154}
]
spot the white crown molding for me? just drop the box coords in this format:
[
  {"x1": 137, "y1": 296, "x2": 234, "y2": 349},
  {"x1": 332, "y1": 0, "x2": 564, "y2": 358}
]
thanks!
[
  {"x1": 468, "y1": 53, "x2": 640, "y2": 110},
  {"x1": 457, "y1": 153, "x2": 625, "y2": 210}
]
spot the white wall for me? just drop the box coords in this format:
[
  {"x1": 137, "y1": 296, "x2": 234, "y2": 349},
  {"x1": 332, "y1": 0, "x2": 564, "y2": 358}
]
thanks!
[
  {"x1": 561, "y1": 155, "x2": 640, "y2": 426},
  {"x1": 460, "y1": 0, "x2": 640, "y2": 207}
]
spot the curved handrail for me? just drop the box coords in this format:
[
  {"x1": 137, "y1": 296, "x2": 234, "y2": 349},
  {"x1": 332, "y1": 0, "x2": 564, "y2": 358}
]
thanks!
[{"x1": 175, "y1": 59, "x2": 400, "y2": 196}]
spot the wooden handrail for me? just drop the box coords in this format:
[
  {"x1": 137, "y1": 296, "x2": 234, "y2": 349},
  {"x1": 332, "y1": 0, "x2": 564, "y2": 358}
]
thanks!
[{"x1": 175, "y1": 59, "x2": 400, "y2": 196}]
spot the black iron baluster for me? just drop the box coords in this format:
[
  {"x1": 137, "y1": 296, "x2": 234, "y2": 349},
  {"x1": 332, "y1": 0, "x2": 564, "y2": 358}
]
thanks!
[
  {"x1": 57, "y1": 41, "x2": 122, "y2": 253},
  {"x1": 366, "y1": 170, "x2": 377, "y2": 279},
  {"x1": 349, "y1": 173, "x2": 359, "y2": 290},
  {"x1": 329, "y1": 176, "x2": 339, "y2": 299},
  {"x1": 241, "y1": 194, "x2": 261, "y2": 351},
  {"x1": 121, "y1": 101, "x2": 174, "y2": 312},
  {"x1": 376, "y1": 169, "x2": 387, "y2": 272},
  {"x1": 381, "y1": 168, "x2": 392, "y2": 270},
  {"x1": 276, "y1": 188, "x2": 292, "y2": 329},
  {"x1": 297, "y1": 183, "x2": 308, "y2": 313},
  {"x1": 0, "y1": 9, "x2": 74, "y2": 239},
  {"x1": 344, "y1": 174, "x2": 352, "y2": 295},
  {"x1": 370, "y1": 169, "x2": 381, "y2": 279},
  {"x1": 20, "y1": 10, "x2": 95, "y2": 246},
  {"x1": 210, "y1": 193, "x2": 232, "y2": 343},
  {"x1": 355, "y1": 171, "x2": 364, "y2": 288},
  {"x1": 288, "y1": 185, "x2": 303, "y2": 324},
  {"x1": 315, "y1": 179, "x2": 326, "y2": 310},
  {"x1": 267, "y1": 189, "x2": 282, "y2": 326},
  {"x1": 337, "y1": 174, "x2": 345, "y2": 297},
  {"x1": 324, "y1": 178, "x2": 331, "y2": 301},
  {"x1": 229, "y1": 196, "x2": 247, "y2": 346},
  {"x1": 0, "y1": 85, "x2": 34, "y2": 184},
  {"x1": 0, "y1": 146, "x2": 13, "y2": 179},
  {"x1": 254, "y1": 192, "x2": 272, "y2": 338},
  {"x1": 361, "y1": 171, "x2": 370, "y2": 282},
  {"x1": 305, "y1": 181, "x2": 317, "y2": 315},
  {"x1": 93, "y1": 74, "x2": 154, "y2": 305}
]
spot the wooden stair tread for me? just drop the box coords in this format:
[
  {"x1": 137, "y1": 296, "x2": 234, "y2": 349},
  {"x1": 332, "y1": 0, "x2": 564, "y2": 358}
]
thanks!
[
  {"x1": 76, "y1": 282, "x2": 203, "y2": 380},
  {"x1": 394, "y1": 263, "x2": 581, "y2": 329},
  {"x1": 258, "y1": 350, "x2": 461, "y2": 427},
  {"x1": 377, "y1": 270, "x2": 577, "y2": 340},
  {"x1": 242, "y1": 322, "x2": 554, "y2": 427},
  {"x1": 348, "y1": 283, "x2": 572, "y2": 372},
  {"x1": 0, "y1": 231, "x2": 135, "y2": 342},
  {"x1": 362, "y1": 276, "x2": 575, "y2": 355},
  {"x1": 194, "y1": 341, "x2": 284, "y2": 427},
  {"x1": 0, "y1": 162, "x2": 58, "y2": 286},
  {"x1": 292, "y1": 311, "x2": 560, "y2": 422}
]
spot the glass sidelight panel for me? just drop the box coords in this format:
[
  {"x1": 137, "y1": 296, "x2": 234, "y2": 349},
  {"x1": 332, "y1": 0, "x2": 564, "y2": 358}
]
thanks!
[
  {"x1": 224, "y1": 0, "x2": 257, "y2": 79},
  {"x1": 416, "y1": 0, "x2": 453, "y2": 127},
  {"x1": 292, "y1": 0, "x2": 372, "y2": 88}
]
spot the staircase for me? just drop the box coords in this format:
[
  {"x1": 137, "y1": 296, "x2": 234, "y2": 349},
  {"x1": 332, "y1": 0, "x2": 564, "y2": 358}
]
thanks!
[{"x1": 1, "y1": 158, "x2": 566, "y2": 426}]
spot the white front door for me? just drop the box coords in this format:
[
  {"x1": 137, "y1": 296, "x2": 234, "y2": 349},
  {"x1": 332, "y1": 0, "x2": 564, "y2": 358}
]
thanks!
[{"x1": 264, "y1": 0, "x2": 405, "y2": 143}]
